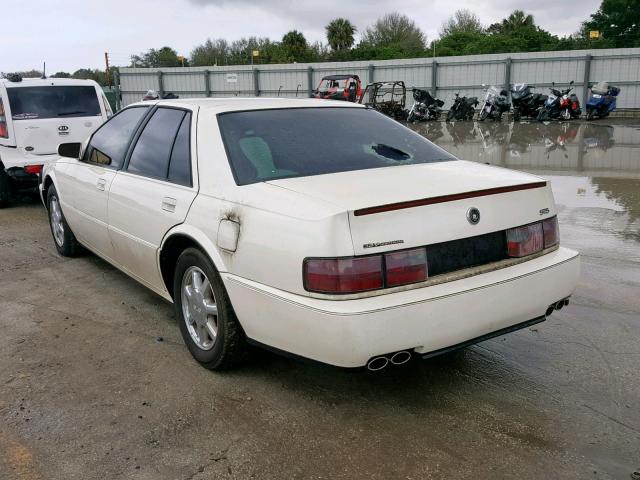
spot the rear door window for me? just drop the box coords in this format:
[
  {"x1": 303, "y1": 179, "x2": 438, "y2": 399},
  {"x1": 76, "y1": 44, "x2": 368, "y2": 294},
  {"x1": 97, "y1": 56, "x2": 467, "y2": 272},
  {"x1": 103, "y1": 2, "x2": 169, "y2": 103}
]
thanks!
[
  {"x1": 86, "y1": 106, "x2": 149, "y2": 169},
  {"x1": 7, "y1": 86, "x2": 102, "y2": 120},
  {"x1": 167, "y1": 112, "x2": 192, "y2": 186},
  {"x1": 127, "y1": 107, "x2": 187, "y2": 181}
]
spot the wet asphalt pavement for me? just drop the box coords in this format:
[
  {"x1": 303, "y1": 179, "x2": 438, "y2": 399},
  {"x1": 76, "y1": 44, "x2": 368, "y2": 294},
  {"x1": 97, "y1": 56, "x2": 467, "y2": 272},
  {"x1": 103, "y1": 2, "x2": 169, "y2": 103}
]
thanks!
[{"x1": 1, "y1": 119, "x2": 639, "y2": 479}]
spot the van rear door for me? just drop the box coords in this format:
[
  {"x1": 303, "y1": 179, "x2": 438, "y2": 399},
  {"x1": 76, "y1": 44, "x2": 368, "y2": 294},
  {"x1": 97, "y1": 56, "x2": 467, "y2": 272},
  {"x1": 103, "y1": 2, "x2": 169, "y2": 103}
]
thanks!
[{"x1": 6, "y1": 85, "x2": 105, "y2": 154}]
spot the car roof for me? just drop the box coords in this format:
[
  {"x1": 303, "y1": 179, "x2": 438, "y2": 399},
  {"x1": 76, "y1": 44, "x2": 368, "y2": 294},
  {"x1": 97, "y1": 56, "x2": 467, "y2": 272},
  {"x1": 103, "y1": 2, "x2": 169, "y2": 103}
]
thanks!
[
  {"x1": 321, "y1": 74, "x2": 360, "y2": 81},
  {"x1": 129, "y1": 97, "x2": 365, "y2": 114},
  {"x1": 0, "y1": 77, "x2": 101, "y2": 88}
]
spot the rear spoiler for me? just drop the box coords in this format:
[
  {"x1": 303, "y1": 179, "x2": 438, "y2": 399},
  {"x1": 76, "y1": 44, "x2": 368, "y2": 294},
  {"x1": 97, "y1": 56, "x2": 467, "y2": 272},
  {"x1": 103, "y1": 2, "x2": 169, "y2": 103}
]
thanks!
[{"x1": 353, "y1": 181, "x2": 547, "y2": 216}]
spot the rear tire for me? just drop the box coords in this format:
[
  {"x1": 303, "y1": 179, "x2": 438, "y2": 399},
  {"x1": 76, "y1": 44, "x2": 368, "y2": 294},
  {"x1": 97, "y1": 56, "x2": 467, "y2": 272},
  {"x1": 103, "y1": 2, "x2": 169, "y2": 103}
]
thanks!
[
  {"x1": 446, "y1": 109, "x2": 455, "y2": 122},
  {"x1": 586, "y1": 108, "x2": 596, "y2": 120},
  {"x1": 173, "y1": 248, "x2": 249, "y2": 370},
  {"x1": 479, "y1": 109, "x2": 489, "y2": 121},
  {"x1": 513, "y1": 109, "x2": 521, "y2": 122},
  {"x1": 0, "y1": 169, "x2": 10, "y2": 209},
  {"x1": 47, "y1": 185, "x2": 81, "y2": 257}
]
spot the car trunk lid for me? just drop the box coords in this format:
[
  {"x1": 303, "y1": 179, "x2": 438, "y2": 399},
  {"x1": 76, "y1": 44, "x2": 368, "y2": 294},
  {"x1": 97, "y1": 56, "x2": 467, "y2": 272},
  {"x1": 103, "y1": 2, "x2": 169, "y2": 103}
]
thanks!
[{"x1": 267, "y1": 160, "x2": 556, "y2": 256}]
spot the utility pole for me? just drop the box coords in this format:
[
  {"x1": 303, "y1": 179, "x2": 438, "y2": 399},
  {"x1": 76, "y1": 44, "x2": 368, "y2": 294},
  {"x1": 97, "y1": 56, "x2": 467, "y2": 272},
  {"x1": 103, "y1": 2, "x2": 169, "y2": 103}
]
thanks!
[{"x1": 104, "y1": 52, "x2": 111, "y2": 87}]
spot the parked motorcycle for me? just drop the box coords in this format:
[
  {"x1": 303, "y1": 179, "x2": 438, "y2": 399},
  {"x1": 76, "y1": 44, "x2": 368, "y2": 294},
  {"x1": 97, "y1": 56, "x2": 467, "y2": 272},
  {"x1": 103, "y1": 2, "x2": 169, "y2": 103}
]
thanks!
[
  {"x1": 478, "y1": 85, "x2": 510, "y2": 121},
  {"x1": 510, "y1": 83, "x2": 547, "y2": 121},
  {"x1": 446, "y1": 92, "x2": 478, "y2": 121},
  {"x1": 537, "y1": 81, "x2": 581, "y2": 121},
  {"x1": 407, "y1": 88, "x2": 444, "y2": 122},
  {"x1": 586, "y1": 81, "x2": 620, "y2": 120}
]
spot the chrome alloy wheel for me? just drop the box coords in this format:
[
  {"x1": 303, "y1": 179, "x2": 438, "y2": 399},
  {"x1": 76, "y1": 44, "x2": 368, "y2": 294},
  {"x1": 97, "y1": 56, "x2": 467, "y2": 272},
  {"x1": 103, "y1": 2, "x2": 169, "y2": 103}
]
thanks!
[
  {"x1": 50, "y1": 196, "x2": 65, "y2": 247},
  {"x1": 181, "y1": 266, "x2": 218, "y2": 350}
]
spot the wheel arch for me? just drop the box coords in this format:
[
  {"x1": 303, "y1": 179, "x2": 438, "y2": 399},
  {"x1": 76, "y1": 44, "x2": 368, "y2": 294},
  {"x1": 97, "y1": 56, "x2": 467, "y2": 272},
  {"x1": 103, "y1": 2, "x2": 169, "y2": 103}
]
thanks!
[
  {"x1": 42, "y1": 174, "x2": 55, "y2": 207},
  {"x1": 158, "y1": 225, "x2": 228, "y2": 299}
]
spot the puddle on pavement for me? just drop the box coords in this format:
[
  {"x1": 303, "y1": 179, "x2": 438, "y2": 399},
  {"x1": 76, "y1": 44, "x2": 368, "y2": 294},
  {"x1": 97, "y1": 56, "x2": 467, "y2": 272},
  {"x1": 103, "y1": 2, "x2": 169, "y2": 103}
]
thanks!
[{"x1": 410, "y1": 120, "x2": 640, "y2": 262}]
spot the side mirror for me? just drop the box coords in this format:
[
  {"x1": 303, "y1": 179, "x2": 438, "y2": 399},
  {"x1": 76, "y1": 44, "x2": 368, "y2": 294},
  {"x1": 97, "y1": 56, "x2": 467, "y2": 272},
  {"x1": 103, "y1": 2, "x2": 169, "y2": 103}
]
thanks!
[
  {"x1": 58, "y1": 142, "x2": 81, "y2": 159},
  {"x1": 570, "y1": 80, "x2": 575, "y2": 85}
]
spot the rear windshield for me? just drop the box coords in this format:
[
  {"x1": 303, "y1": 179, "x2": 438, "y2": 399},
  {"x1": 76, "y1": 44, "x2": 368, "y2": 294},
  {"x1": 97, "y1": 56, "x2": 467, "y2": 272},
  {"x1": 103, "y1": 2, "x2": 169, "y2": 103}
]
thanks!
[
  {"x1": 7, "y1": 86, "x2": 101, "y2": 120},
  {"x1": 218, "y1": 107, "x2": 456, "y2": 185}
]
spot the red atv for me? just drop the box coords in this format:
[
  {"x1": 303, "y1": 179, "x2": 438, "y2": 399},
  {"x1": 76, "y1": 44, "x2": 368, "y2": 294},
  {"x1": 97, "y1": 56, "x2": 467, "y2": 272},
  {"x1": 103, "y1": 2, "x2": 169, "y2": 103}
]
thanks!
[{"x1": 311, "y1": 75, "x2": 362, "y2": 102}]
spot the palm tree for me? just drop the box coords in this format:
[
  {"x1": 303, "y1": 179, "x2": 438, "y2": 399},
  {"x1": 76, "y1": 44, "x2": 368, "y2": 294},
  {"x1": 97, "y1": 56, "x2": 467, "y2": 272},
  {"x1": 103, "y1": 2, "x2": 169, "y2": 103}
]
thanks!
[
  {"x1": 502, "y1": 10, "x2": 535, "y2": 32},
  {"x1": 326, "y1": 18, "x2": 357, "y2": 51}
]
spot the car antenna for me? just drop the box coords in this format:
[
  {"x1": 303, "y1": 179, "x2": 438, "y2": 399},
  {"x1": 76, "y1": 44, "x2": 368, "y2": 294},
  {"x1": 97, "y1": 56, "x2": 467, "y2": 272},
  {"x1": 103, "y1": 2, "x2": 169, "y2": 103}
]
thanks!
[{"x1": 41, "y1": 61, "x2": 47, "y2": 79}]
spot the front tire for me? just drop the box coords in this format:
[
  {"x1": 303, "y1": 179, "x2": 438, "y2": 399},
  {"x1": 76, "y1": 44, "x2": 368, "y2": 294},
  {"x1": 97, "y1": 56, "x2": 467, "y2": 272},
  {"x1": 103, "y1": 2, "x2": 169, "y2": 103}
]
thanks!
[
  {"x1": 0, "y1": 169, "x2": 11, "y2": 208},
  {"x1": 446, "y1": 109, "x2": 455, "y2": 122},
  {"x1": 173, "y1": 248, "x2": 248, "y2": 370},
  {"x1": 47, "y1": 185, "x2": 81, "y2": 257},
  {"x1": 479, "y1": 109, "x2": 489, "y2": 121}
]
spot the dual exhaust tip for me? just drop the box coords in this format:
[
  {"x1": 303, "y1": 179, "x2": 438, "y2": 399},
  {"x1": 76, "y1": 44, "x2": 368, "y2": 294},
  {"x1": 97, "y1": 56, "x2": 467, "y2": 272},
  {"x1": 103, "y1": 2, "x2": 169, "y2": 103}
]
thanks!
[
  {"x1": 366, "y1": 350, "x2": 412, "y2": 371},
  {"x1": 546, "y1": 297, "x2": 570, "y2": 317}
]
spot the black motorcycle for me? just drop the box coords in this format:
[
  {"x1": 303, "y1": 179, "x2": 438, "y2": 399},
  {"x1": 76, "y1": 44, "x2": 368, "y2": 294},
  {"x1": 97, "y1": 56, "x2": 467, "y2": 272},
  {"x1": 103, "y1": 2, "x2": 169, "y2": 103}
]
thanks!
[
  {"x1": 537, "y1": 81, "x2": 581, "y2": 121},
  {"x1": 510, "y1": 83, "x2": 547, "y2": 121},
  {"x1": 446, "y1": 92, "x2": 478, "y2": 121},
  {"x1": 407, "y1": 88, "x2": 445, "y2": 122},
  {"x1": 478, "y1": 85, "x2": 510, "y2": 121}
]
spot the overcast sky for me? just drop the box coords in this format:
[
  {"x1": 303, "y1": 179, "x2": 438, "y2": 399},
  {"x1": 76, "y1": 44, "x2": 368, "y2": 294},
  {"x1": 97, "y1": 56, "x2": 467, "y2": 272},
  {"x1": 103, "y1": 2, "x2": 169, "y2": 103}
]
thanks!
[{"x1": 2, "y1": 0, "x2": 601, "y2": 73}]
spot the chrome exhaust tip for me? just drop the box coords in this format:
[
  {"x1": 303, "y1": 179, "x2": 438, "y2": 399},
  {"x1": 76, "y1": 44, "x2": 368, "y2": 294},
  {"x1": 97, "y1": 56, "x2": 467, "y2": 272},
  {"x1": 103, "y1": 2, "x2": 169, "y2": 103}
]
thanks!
[
  {"x1": 390, "y1": 350, "x2": 412, "y2": 365},
  {"x1": 366, "y1": 356, "x2": 389, "y2": 371}
]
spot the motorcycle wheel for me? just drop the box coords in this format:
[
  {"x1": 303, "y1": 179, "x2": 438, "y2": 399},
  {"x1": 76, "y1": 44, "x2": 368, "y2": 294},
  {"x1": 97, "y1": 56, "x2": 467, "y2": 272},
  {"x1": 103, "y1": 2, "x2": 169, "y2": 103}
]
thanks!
[
  {"x1": 479, "y1": 109, "x2": 489, "y2": 121},
  {"x1": 407, "y1": 112, "x2": 416, "y2": 122},
  {"x1": 446, "y1": 110, "x2": 455, "y2": 122},
  {"x1": 537, "y1": 110, "x2": 548, "y2": 122},
  {"x1": 513, "y1": 109, "x2": 521, "y2": 122},
  {"x1": 586, "y1": 109, "x2": 596, "y2": 120},
  {"x1": 561, "y1": 109, "x2": 571, "y2": 121}
]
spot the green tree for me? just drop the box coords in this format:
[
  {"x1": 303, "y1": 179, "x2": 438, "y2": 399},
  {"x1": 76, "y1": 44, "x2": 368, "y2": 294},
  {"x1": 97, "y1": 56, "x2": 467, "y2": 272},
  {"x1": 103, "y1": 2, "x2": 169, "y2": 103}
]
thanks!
[
  {"x1": 582, "y1": 0, "x2": 640, "y2": 47},
  {"x1": 488, "y1": 10, "x2": 535, "y2": 34},
  {"x1": 440, "y1": 9, "x2": 484, "y2": 37},
  {"x1": 325, "y1": 18, "x2": 357, "y2": 51},
  {"x1": 281, "y1": 30, "x2": 309, "y2": 62},
  {"x1": 1, "y1": 70, "x2": 43, "y2": 79},
  {"x1": 190, "y1": 38, "x2": 230, "y2": 66},
  {"x1": 131, "y1": 47, "x2": 183, "y2": 68},
  {"x1": 362, "y1": 12, "x2": 426, "y2": 55},
  {"x1": 51, "y1": 71, "x2": 71, "y2": 78},
  {"x1": 72, "y1": 68, "x2": 107, "y2": 85}
]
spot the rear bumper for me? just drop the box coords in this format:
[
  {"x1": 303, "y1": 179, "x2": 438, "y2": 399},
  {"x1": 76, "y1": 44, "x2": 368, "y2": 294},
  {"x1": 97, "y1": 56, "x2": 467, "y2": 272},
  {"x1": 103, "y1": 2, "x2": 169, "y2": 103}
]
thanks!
[{"x1": 223, "y1": 247, "x2": 580, "y2": 368}]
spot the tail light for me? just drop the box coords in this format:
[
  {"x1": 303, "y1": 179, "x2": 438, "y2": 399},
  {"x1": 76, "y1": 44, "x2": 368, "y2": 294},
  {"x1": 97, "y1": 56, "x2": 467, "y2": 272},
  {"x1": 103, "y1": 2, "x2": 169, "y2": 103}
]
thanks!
[
  {"x1": 384, "y1": 248, "x2": 428, "y2": 287},
  {"x1": 24, "y1": 165, "x2": 43, "y2": 175},
  {"x1": 0, "y1": 98, "x2": 8, "y2": 139},
  {"x1": 304, "y1": 256, "x2": 383, "y2": 294},
  {"x1": 560, "y1": 98, "x2": 569, "y2": 108},
  {"x1": 507, "y1": 216, "x2": 559, "y2": 258},
  {"x1": 572, "y1": 101, "x2": 579, "y2": 111},
  {"x1": 542, "y1": 216, "x2": 559, "y2": 247},
  {"x1": 507, "y1": 223, "x2": 543, "y2": 257}
]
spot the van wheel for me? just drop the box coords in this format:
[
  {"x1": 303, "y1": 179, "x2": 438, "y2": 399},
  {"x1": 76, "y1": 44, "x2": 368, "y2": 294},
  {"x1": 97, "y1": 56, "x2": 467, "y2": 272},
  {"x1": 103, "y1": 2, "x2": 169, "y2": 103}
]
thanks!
[
  {"x1": 47, "y1": 185, "x2": 81, "y2": 256},
  {"x1": 173, "y1": 248, "x2": 249, "y2": 370},
  {"x1": 0, "y1": 169, "x2": 11, "y2": 208}
]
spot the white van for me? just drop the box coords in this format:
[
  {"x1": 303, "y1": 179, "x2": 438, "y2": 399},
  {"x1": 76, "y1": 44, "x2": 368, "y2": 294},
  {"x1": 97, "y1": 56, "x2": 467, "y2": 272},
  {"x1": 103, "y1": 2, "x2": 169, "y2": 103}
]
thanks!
[{"x1": 0, "y1": 76, "x2": 111, "y2": 207}]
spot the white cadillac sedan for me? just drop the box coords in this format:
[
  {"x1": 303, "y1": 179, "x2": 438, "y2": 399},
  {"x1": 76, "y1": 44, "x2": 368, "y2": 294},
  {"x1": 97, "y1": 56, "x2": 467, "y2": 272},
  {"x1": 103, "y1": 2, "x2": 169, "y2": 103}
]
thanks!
[{"x1": 41, "y1": 98, "x2": 579, "y2": 371}]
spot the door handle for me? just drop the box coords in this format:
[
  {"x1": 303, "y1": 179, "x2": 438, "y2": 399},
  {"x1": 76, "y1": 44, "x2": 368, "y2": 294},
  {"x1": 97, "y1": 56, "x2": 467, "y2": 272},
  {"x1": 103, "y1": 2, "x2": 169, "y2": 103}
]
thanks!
[
  {"x1": 161, "y1": 196, "x2": 177, "y2": 213},
  {"x1": 96, "y1": 178, "x2": 106, "y2": 191}
]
